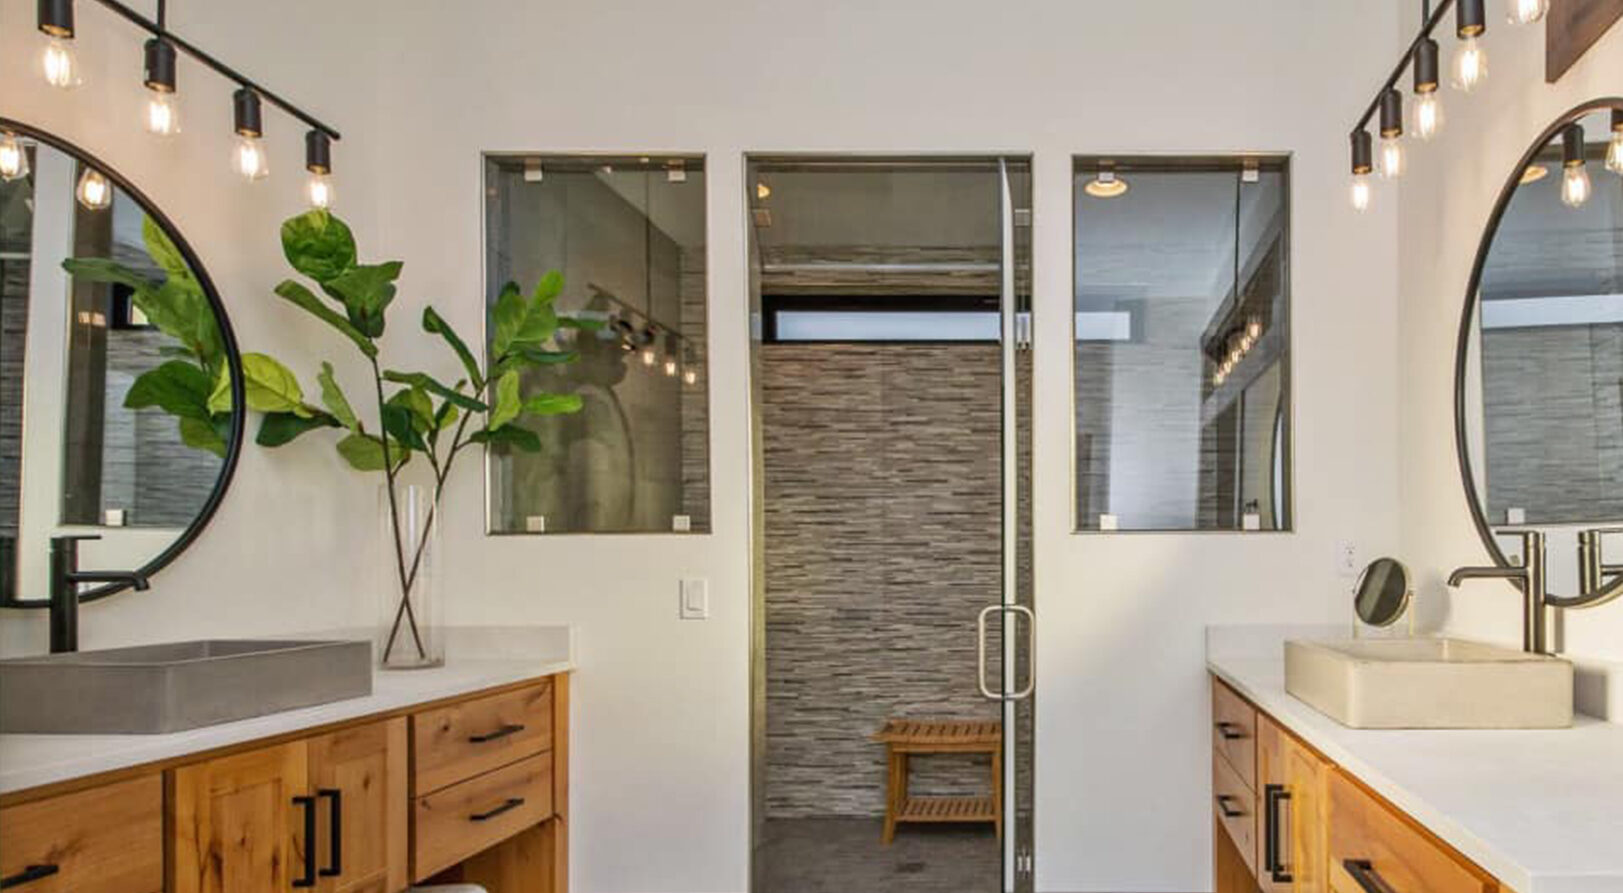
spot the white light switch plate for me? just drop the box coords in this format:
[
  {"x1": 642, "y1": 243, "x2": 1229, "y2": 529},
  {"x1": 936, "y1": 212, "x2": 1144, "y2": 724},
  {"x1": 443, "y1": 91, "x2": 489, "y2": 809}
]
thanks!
[{"x1": 680, "y1": 579, "x2": 709, "y2": 620}]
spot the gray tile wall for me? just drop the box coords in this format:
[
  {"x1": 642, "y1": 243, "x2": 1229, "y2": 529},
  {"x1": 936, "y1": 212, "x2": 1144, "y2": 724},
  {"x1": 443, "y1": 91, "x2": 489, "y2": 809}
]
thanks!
[{"x1": 762, "y1": 343, "x2": 1002, "y2": 818}]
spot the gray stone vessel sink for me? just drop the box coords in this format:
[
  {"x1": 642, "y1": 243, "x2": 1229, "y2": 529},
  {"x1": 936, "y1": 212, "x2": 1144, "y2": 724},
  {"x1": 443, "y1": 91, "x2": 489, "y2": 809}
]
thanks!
[{"x1": 0, "y1": 640, "x2": 372, "y2": 734}]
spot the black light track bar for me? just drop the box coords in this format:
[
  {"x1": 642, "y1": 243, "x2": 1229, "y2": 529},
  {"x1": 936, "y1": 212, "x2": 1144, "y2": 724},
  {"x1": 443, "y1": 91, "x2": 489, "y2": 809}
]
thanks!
[
  {"x1": 1351, "y1": 0, "x2": 1455, "y2": 138},
  {"x1": 91, "y1": 0, "x2": 341, "y2": 141}
]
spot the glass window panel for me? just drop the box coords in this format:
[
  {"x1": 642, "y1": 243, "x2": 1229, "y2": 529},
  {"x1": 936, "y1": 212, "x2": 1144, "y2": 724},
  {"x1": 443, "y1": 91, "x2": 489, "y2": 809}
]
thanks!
[
  {"x1": 484, "y1": 156, "x2": 709, "y2": 534},
  {"x1": 1073, "y1": 159, "x2": 1292, "y2": 531}
]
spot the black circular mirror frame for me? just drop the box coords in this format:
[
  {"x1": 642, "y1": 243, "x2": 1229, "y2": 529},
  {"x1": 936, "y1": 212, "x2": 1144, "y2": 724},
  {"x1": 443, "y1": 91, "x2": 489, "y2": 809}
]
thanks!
[
  {"x1": 0, "y1": 117, "x2": 245, "y2": 608},
  {"x1": 1453, "y1": 96, "x2": 1623, "y2": 576}
]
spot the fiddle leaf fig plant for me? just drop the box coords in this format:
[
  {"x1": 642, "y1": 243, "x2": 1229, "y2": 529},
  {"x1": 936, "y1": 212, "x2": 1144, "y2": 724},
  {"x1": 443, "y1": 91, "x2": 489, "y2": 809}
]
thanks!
[{"x1": 253, "y1": 209, "x2": 589, "y2": 663}]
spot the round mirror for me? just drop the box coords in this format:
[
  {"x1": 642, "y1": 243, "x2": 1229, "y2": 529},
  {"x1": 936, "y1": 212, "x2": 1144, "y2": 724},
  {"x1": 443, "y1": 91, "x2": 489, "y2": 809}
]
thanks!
[
  {"x1": 0, "y1": 120, "x2": 244, "y2": 607},
  {"x1": 1354, "y1": 557, "x2": 1412, "y2": 628},
  {"x1": 1457, "y1": 98, "x2": 1623, "y2": 602}
]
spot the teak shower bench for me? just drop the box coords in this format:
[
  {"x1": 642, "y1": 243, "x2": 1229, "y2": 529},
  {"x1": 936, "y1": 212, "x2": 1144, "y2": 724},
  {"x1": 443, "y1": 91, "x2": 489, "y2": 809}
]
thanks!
[{"x1": 873, "y1": 718, "x2": 1002, "y2": 844}]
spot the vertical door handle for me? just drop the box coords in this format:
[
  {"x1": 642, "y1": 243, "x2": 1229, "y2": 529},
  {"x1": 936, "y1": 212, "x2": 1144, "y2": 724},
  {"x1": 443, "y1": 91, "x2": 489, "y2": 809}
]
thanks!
[
  {"x1": 977, "y1": 605, "x2": 1000, "y2": 700},
  {"x1": 1006, "y1": 604, "x2": 1035, "y2": 701},
  {"x1": 1342, "y1": 859, "x2": 1399, "y2": 893},
  {"x1": 292, "y1": 795, "x2": 317, "y2": 888},
  {"x1": 977, "y1": 605, "x2": 1037, "y2": 700},
  {"x1": 317, "y1": 788, "x2": 342, "y2": 877},
  {"x1": 1264, "y1": 783, "x2": 1293, "y2": 882}
]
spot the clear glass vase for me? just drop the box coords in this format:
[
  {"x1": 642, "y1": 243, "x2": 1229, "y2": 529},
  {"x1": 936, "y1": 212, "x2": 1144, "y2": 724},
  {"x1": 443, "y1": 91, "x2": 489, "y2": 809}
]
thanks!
[{"x1": 377, "y1": 482, "x2": 444, "y2": 669}]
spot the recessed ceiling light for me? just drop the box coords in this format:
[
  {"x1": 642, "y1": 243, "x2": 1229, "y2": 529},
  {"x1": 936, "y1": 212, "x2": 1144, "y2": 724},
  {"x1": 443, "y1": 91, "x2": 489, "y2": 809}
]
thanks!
[
  {"x1": 1519, "y1": 164, "x2": 1548, "y2": 185},
  {"x1": 1084, "y1": 169, "x2": 1128, "y2": 199},
  {"x1": 756, "y1": 181, "x2": 771, "y2": 200}
]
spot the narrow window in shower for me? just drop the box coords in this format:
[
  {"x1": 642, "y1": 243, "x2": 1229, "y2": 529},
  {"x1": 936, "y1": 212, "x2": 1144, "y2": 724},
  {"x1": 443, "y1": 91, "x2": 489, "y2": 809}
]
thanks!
[{"x1": 483, "y1": 155, "x2": 710, "y2": 534}]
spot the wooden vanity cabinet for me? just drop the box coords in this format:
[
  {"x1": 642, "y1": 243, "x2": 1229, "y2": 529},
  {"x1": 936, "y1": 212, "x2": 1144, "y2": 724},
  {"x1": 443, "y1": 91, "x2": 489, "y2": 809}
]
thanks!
[
  {"x1": 1256, "y1": 714, "x2": 1329, "y2": 893},
  {"x1": 0, "y1": 773, "x2": 163, "y2": 893}
]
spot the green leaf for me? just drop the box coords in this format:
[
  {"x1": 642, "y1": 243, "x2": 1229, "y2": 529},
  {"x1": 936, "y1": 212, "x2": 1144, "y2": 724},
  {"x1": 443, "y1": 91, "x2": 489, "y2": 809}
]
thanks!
[
  {"x1": 257, "y1": 410, "x2": 339, "y2": 447},
  {"x1": 124, "y1": 361, "x2": 212, "y2": 422},
  {"x1": 381, "y1": 400, "x2": 428, "y2": 452},
  {"x1": 434, "y1": 399, "x2": 460, "y2": 431},
  {"x1": 490, "y1": 281, "x2": 558, "y2": 357},
  {"x1": 317, "y1": 362, "x2": 358, "y2": 431},
  {"x1": 273, "y1": 280, "x2": 377, "y2": 358},
  {"x1": 323, "y1": 261, "x2": 402, "y2": 338},
  {"x1": 60, "y1": 257, "x2": 159, "y2": 292},
  {"x1": 470, "y1": 424, "x2": 541, "y2": 452},
  {"x1": 532, "y1": 270, "x2": 564, "y2": 305},
  {"x1": 281, "y1": 210, "x2": 357, "y2": 283},
  {"x1": 488, "y1": 369, "x2": 521, "y2": 430},
  {"x1": 423, "y1": 306, "x2": 483, "y2": 388},
  {"x1": 382, "y1": 370, "x2": 488, "y2": 411},
  {"x1": 522, "y1": 393, "x2": 583, "y2": 416},
  {"x1": 219, "y1": 353, "x2": 309, "y2": 417},
  {"x1": 512, "y1": 345, "x2": 579, "y2": 366},
  {"x1": 178, "y1": 416, "x2": 227, "y2": 458},
  {"x1": 141, "y1": 216, "x2": 192, "y2": 281},
  {"x1": 558, "y1": 313, "x2": 607, "y2": 332},
  {"x1": 336, "y1": 433, "x2": 408, "y2": 472}
]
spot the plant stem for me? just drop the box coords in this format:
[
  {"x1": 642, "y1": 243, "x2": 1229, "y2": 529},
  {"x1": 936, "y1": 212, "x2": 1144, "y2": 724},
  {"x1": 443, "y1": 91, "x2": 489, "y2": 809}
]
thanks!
[{"x1": 371, "y1": 356, "x2": 427, "y2": 663}]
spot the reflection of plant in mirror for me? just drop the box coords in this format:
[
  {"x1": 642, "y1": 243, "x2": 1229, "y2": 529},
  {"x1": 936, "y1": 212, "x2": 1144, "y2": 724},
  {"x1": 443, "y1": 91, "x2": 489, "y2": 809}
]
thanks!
[
  {"x1": 250, "y1": 210, "x2": 589, "y2": 664},
  {"x1": 62, "y1": 217, "x2": 233, "y2": 457}
]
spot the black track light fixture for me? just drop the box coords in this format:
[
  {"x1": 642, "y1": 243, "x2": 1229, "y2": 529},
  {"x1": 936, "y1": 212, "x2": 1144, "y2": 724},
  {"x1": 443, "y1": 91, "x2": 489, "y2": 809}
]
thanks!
[
  {"x1": 1413, "y1": 38, "x2": 1443, "y2": 139},
  {"x1": 1561, "y1": 123, "x2": 1591, "y2": 208},
  {"x1": 1349, "y1": 130, "x2": 1373, "y2": 211},
  {"x1": 1378, "y1": 89, "x2": 1405, "y2": 179},
  {"x1": 38, "y1": 0, "x2": 81, "y2": 88},
  {"x1": 231, "y1": 89, "x2": 268, "y2": 181},
  {"x1": 142, "y1": 37, "x2": 180, "y2": 136},
  {"x1": 305, "y1": 130, "x2": 335, "y2": 208},
  {"x1": 1452, "y1": 0, "x2": 1488, "y2": 91}
]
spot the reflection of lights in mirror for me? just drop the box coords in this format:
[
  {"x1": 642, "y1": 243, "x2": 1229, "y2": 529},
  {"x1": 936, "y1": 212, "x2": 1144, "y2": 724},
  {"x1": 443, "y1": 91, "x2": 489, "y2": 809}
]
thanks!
[
  {"x1": 1608, "y1": 111, "x2": 1623, "y2": 176},
  {"x1": 1520, "y1": 164, "x2": 1548, "y2": 185},
  {"x1": 1561, "y1": 123, "x2": 1591, "y2": 209},
  {"x1": 0, "y1": 133, "x2": 29, "y2": 181},
  {"x1": 75, "y1": 167, "x2": 111, "y2": 210},
  {"x1": 1083, "y1": 167, "x2": 1128, "y2": 199}
]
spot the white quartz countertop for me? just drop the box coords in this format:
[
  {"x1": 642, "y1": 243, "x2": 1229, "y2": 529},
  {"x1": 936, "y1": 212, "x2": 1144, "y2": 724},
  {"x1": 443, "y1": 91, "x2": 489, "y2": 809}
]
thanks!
[
  {"x1": 1207, "y1": 626, "x2": 1623, "y2": 893},
  {"x1": 0, "y1": 626, "x2": 573, "y2": 796}
]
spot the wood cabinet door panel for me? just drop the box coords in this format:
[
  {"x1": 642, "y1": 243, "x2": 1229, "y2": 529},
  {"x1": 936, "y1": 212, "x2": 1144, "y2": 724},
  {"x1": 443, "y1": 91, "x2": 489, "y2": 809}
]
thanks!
[
  {"x1": 0, "y1": 774, "x2": 162, "y2": 893},
  {"x1": 412, "y1": 752, "x2": 554, "y2": 882},
  {"x1": 1326, "y1": 770, "x2": 1495, "y2": 893},
  {"x1": 171, "y1": 741, "x2": 309, "y2": 893},
  {"x1": 308, "y1": 718, "x2": 408, "y2": 893}
]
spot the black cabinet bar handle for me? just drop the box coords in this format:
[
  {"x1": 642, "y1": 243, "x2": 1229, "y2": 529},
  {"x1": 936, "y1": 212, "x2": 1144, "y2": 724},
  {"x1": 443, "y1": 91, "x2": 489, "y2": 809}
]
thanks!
[
  {"x1": 1264, "y1": 784, "x2": 1294, "y2": 883},
  {"x1": 469, "y1": 797, "x2": 525, "y2": 822},
  {"x1": 0, "y1": 865, "x2": 60, "y2": 889},
  {"x1": 292, "y1": 795, "x2": 318, "y2": 888},
  {"x1": 317, "y1": 788, "x2": 342, "y2": 877},
  {"x1": 1343, "y1": 859, "x2": 1400, "y2": 893},
  {"x1": 468, "y1": 723, "x2": 525, "y2": 744},
  {"x1": 1215, "y1": 721, "x2": 1246, "y2": 740},
  {"x1": 1214, "y1": 793, "x2": 1245, "y2": 819}
]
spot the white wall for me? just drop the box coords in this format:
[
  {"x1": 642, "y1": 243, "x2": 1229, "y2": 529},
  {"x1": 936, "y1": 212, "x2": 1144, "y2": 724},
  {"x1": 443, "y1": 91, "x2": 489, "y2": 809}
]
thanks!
[
  {"x1": 2, "y1": 1, "x2": 1411, "y2": 891},
  {"x1": 1395, "y1": 12, "x2": 1623, "y2": 663}
]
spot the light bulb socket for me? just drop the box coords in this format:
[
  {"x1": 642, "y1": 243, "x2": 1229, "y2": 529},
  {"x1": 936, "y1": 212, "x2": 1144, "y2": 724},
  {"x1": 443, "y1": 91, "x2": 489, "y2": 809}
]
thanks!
[
  {"x1": 232, "y1": 88, "x2": 263, "y2": 138},
  {"x1": 1350, "y1": 130, "x2": 1373, "y2": 174},
  {"x1": 305, "y1": 130, "x2": 333, "y2": 174},
  {"x1": 1414, "y1": 38, "x2": 1440, "y2": 93},
  {"x1": 1612, "y1": 109, "x2": 1623, "y2": 135},
  {"x1": 38, "y1": 0, "x2": 74, "y2": 38},
  {"x1": 1379, "y1": 89, "x2": 1404, "y2": 138},
  {"x1": 1562, "y1": 122, "x2": 1585, "y2": 168},
  {"x1": 1456, "y1": 0, "x2": 1485, "y2": 36},
  {"x1": 143, "y1": 37, "x2": 177, "y2": 92}
]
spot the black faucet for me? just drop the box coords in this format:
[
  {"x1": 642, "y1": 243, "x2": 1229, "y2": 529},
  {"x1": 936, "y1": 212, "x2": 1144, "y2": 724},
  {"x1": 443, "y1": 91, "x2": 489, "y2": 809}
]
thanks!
[{"x1": 49, "y1": 535, "x2": 149, "y2": 653}]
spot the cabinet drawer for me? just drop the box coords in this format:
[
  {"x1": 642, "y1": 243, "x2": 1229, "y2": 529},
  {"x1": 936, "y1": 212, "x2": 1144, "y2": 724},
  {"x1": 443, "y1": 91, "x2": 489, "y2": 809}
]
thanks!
[
  {"x1": 0, "y1": 774, "x2": 162, "y2": 893},
  {"x1": 1213, "y1": 752, "x2": 1258, "y2": 879},
  {"x1": 412, "y1": 681, "x2": 553, "y2": 795},
  {"x1": 1326, "y1": 770, "x2": 1495, "y2": 893},
  {"x1": 412, "y1": 752, "x2": 554, "y2": 881},
  {"x1": 1212, "y1": 677, "x2": 1258, "y2": 790}
]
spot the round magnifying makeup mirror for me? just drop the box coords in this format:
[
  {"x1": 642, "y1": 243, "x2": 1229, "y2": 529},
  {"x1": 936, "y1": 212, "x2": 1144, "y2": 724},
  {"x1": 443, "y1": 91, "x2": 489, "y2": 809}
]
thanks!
[{"x1": 1353, "y1": 557, "x2": 1413, "y2": 629}]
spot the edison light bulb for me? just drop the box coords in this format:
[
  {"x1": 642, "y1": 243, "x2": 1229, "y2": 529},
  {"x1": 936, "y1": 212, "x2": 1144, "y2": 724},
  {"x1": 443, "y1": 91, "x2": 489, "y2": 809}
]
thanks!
[
  {"x1": 1507, "y1": 0, "x2": 1548, "y2": 24},
  {"x1": 641, "y1": 346, "x2": 657, "y2": 366},
  {"x1": 1379, "y1": 136, "x2": 1405, "y2": 179},
  {"x1": 144, "y1": 91, "x2": 180, "y2": 136},
  {"x1": 306, "y1": 172, "x2": 334, "y2": 209},
  {"x1": 1562, "y1": 164, "x2": 1592, "y2": 208},
  {"x1": 231, "y1": 135, "x2": 268, "y2": 181},
  {"x1": 663, "y1": 356, "x2": 678, "y2": 377},
  {"x1": 1607, "y1": 130, "x2": 1623, "y2": 176},
  {"x1": 1350, "y1": 173, "x2": 1371, "y2": 212},
  {"x1": 1414, "y1": 92, "x2": 1443, "y2": 140},
  {"x1": 1452, "y1": 36, "x2": 1487, "y2": 92},
  {"x1": 0, "y1": 134, "x2": 28, "y2": 182},
  {"x1": 42, "y1": 35, "x2": 81, "y2": 89},
  {"x1": 76, "y1": 168, "x2": 111, "y2": 210},
  {"x1": 682, "y1": 367, "x2": 698, "y2": 386}
]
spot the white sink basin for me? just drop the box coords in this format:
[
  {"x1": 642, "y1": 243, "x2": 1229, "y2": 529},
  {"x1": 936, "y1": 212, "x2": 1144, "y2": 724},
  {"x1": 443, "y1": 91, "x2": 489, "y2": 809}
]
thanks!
[{"x1": 1284, "y1": 638, "x2": 1573, "y2": 729}]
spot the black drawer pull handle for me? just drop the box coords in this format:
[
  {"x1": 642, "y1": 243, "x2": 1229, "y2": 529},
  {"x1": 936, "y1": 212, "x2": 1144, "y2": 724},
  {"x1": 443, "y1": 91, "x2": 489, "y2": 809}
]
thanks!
[
  {"x1": 0, "y1": 865, "x2": 60, "y2": 889},
  {"x1": 1264, "y1": 783, "x2": 1293, "y2": 883},
  {"x1": 317, "y1": 788, "x2": 342, "y2": 877},
  {"x1": 469, "y1": 797, "x2": 526, "y2": 822},
  {"x1": 1214, "y1": 793, "x2": 1246, "y2": 819},
  {"x1": 293, "y1": 795, "x2": 318, "y2": 888},
  {"x1": 1215, "y1": 721, "x2": 1247, "y2": 741},
  {"x1": 468, "y1": 723, "x2": 525, "y2": 744},
  {"x1": 1343, "y1": 859, "x2": 1400, "y2": 893}
]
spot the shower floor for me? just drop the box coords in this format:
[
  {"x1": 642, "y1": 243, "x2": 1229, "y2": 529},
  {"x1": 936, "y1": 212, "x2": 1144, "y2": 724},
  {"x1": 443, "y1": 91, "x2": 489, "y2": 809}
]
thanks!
[{"x1": 758, "y1": 816, "x2": 999, "y2": 893}]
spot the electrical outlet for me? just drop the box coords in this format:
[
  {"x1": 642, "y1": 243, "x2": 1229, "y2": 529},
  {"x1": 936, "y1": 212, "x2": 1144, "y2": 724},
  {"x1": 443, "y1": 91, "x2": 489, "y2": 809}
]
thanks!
[
  {"x1": 1336, "y1": 541, "x2": 1359, "y2": 578},
  {"x1": 680, "y1": 579, "x2": 709, "y2": 620}
]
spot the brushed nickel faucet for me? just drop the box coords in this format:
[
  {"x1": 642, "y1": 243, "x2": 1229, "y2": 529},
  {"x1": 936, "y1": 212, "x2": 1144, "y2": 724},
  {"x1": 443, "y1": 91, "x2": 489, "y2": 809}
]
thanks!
[
  {"x1": 1577, "y1": 527, "x2": 1623, "y2": 603},
  {"x1": 1448, "y1": 529, "x2": 1549, "y2": 654}
]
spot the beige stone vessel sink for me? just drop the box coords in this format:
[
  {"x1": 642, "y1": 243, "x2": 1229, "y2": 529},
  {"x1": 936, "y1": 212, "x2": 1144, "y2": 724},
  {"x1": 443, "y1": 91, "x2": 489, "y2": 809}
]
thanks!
[{"x1": 1284, "y1": 638, "x2": 1573, "y2": 729}]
